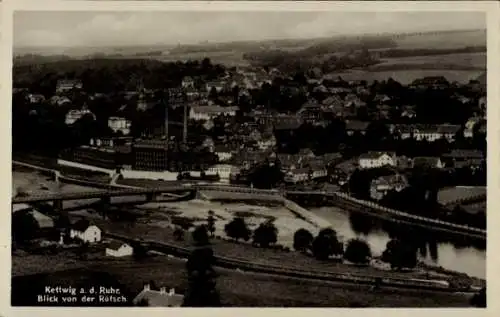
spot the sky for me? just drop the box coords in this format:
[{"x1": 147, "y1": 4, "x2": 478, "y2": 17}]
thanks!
[{"x1": 14, "y1": 11, "x2": 486, "y2": 48}]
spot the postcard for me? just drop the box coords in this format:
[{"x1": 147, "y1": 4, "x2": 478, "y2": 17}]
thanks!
[{"x1": 1, "y1": 1, "x2": 498, "y2": 315}]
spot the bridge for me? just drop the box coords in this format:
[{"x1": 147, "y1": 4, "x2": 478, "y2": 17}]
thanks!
[
  {"x1": 12, "y1": 159, "x2": 485, "y2": 239},
  {"x1": 12, "y1": 183, "x2": 485, "y2": 238},
  {"x1": 12, "y1": 186, "x2": 193, "y2": 203}
]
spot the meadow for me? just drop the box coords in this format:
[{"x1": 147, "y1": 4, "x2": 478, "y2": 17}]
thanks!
[
  {"x1": 327, "y1": 69, "x2": 484, "y2": 85},
  {"x1": 373, "y1": 52, "x2": 486, "y2": 71},
  {"x1": 393, "y1": 30, "x2": 486, "y2": 50}
]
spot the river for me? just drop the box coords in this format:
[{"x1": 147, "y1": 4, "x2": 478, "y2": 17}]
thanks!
[
  {"x1": 310, "y1": 206, "x2": 486, "y2": 279},
  {"x1": 12, "y1": 169, "x2": 486, "y2": 279}
]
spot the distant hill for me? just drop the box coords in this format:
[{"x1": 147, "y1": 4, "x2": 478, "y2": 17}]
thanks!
[
  {"x1": 14, "y1": 28, "x2": 486, "y2": 60},
  {"x1": 475, "y1": 72, "x2": 486, "y2": 86}
]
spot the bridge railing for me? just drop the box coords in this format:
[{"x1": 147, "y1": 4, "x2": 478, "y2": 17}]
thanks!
[
  {"x1": 334, "y1": 192, "x2": 486, "y2": 234},
  {"x1": 444, "y1": 193, "x2": 487, "y2": 207}
]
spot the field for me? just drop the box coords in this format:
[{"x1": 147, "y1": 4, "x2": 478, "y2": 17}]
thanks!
[
  {"x1": 137, "y1": 197, "x2": 319, "y2": 249},
  {"x1": 372, "y1": 52, "x2": 486, "y2": 71},
  {"x1": 393, "y1": 30, "x2": 486, "y2": 50},
  {"x1": 12, "y1": 252, "x2": 474, "y2": 307},
  {"x1": 437, "y1": 186, "x2": 487, "y2": 206},
  {"x1": 135, "y1": 50, "x2": 250, "y2": 67},
  {"x1": 12, "y1": 170, "x2": 93, "y2": 197},
  {"x1": 327, "y1": 69, "x2": 484, "y2": 85}
]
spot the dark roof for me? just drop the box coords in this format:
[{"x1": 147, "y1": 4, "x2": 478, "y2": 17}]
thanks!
[
  {"x1": 106, "y1": 241, "x2": 130, "y2": 250},
  {"x1": 289, "y1": 167, "x2": 310, "y2": 175},
  {"x1": 57, "y1": 79, "x2": 82, "y2": 86},
  {"x1": 320, "y1": 152, "x2": 342, "y2": 164},
  {"x1": 345, "y1": 120, "x2": 370, "y2": 131},
  {"x1": 214, "y1": 144, "x2": 231, "y2": 153},
  {"x1": 374, "y1": 174, "x2": 408, "y2": 186},
  {"x1": 274, "y1": 120, "x2": 302, "y2": 131},
  {"x1": 444, "y1": 149, "x2": 484, "y2": 159},
  {"x1": 413, "y1": 156, "x2": 441, "y2": 167},
  {"x1": 359, "y1": 151, "x2": 395, "y2": 160},
  {"x1": 71, "y1": 219, "x2": 92, "y2": 232},
  {"x1": 437, "y1": 124, "x2": 461, "y2": 134}
]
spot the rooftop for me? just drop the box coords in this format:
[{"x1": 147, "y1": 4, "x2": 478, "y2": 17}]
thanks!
[{"x1": 133, "y1": 286, "x2": 183, "y2": 307}]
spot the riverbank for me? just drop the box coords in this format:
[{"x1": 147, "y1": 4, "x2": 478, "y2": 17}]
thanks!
[
  {"x1": 67, "y1": 206, "x2": 484, "y2": 289},
  {"x1": 12, "y1": 167, "x2": 486, "y2": 285}
]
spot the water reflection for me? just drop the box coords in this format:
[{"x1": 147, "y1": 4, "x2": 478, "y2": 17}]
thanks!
[{"x1": 311, "y1": 206, "x2": 486, "y2": 278}]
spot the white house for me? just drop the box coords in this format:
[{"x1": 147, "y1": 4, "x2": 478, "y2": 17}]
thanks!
[
  {"x1": 412, "y1": 157, "x2": 445, "y2": 169},
  {"x1": 205, "y1": 81, "x2": 225, "y2": 93},
  {"x1": 310, "y1": 166, "x2": 328, "y2": 180},
  {"x1": 50, "y1": 95, "x2": 72, "y2": 107},
  {"x1": 206, "y1": 164, "x2": 240, "y2": 183},
  {"x1": 398, "y1": 124, "x2": 461, "y2": 142},
  {"x1": 26, "y1": 94, "x2": 46, "y2": 104},
  {"x1": 132, "y1": 284, "x2": 183, "y2": 307},
  {"x1": 105, "y1": 241, "x2": 134, "y2": 257},
  {"x1": 189, "y1": 106, "x2": 239, "y2": 121},
  {"x1": 56, "y1": 79, "x2": 83, "y2": 94},
  {"x1": 108, "y1": 117, "x2": 132, "y2": 135},
  {"x1": 370, "y1": 174, "x2": 408, "y2": 201},
  {"x1": 65, "y1": 109, "x2": 96, "y2": 125},
  {"x1": 69, "y1": 219, "x2": 102, "y2": 243},
  {"x1": 358, "y1": 152, "x2": 397, "y2": 169},
  {"x1": 214, "y1": 145, "x2": 233, "y2": 162},
  {"x1": 181, "y1": 76, "x2": 195, "y2": 89},
  {"x1": 284, "y1": 168, "x2": 310, "y2": 183}
]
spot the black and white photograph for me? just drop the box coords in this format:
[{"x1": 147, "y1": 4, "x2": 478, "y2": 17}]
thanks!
[{"x1": 7, "y1": 1, "x2": 493, "y2": 309}]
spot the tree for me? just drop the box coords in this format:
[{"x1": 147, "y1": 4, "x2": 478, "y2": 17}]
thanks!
[
  {"x1": 173, "y1": 226, "x2": 185, "y2": 241},
  {"x1": 344, "y1": 238, "x2": 371, "y2": 264},
  {"x1": 293, "y1": 228, "x2": 314, "y2": 252},
  {"x1": 132, "y1": 241, "x2": 148, "y2": 261},
  {"x1": 381, "y1": 238, "x2": 418, "y2": 270},
  {"x1": 78, "y1": 241, "x2": 90, "y2": 260},
  {"x1": 183, "y1": 228, "x2": 221, "y2": 307},
  {"x1": 192, "y1": 225, "x2": 210, "y2": 246},
  {"x1": 207, "y1": 210, "x2": 216, "y2": 238},
  {"x1": 470, "y1": 286, "x2": 486, "y2": 307},
  {"x1": 209, "y1": 87, "x2": 218, "y2": 100},
  {"x1": 248, "y1": 163, "x2": 284, "y2": 189},
  {"x1": 311, "y1": 228, "x2": 344, "y2": 260},
  {"x1": 12, "y1": 210, "x2": 40, "y2": 244},
  {"x1": 55, "y1": 211, "x2": 71, "y2": 232},
  {"x1": 224, "y1": 217, "x2": 251, "y2": 242},
  {"x1": 253, "y1": 221, "x2": 278, "y2": 248}
]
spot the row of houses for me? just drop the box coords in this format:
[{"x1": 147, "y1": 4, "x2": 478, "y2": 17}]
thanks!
[{"x1": 358, "y1": 150, "x2": 484, "y2": 170}]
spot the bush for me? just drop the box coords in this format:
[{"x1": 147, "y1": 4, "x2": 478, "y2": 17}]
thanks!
[
  {"x1": 311, "y1": 228, "x2": 344, "y2": 260},
  {"x1": 173, "y1": 227, "x2": 185, "y2": 241},
  {"x1": 470, "y1": 287, "x2": 486, "y2": 307},
  {"x1": 381, "y1": 238, "x2": 417, "y2": 270},
  {"x1": 192, "y1": 225, "x2": 210, "y2": 246},
  {"x1": 293, "y1": 228, "x2": 314, "y2": 252},
  {"x1": 224, "y1": 217, "x2": 251, "y2": 241},
  {"x1": 253, "y1": 221, "x2": 278, "y2": 248},
  {"x1": 344, "y1": 238, "x2": 371, "y2": 264}
]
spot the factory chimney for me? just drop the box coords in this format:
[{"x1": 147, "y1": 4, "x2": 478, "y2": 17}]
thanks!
[{"x1": 183, "y1": 103, "x2": 188, "y2": 144}]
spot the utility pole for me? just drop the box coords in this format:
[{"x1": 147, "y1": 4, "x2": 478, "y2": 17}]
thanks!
[
  {"x1": 164, "y1": 93, "x2": 169, "y2": 141},
  {"x1": 183, "y1": 102, "x2": 188, "y2": 144}
]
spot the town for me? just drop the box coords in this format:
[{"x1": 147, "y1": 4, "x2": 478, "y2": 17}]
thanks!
[{"x1": 11, "y1": 11, "x2": 487, "y2": 309}]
